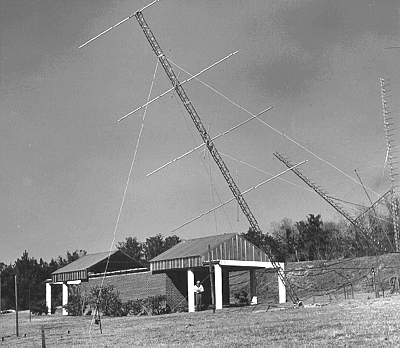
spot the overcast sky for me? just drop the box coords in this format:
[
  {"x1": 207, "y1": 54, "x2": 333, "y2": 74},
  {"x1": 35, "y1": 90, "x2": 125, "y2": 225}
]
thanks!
[{"x1": 1, "y1": 0, "x2": 400, "y2": 264}]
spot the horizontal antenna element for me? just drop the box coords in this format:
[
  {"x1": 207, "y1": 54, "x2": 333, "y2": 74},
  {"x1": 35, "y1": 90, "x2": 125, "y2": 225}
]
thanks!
[
  {"x1": 79, "y1": 0, "x2": 161, "y2": 49},
  {"x1": 147, "y1": 107, "x2": 273, "y2": 176},
  {"x1": 118, "y1": 51, "x2": 239, "y2": 122},
  {"x1": 171, "y1": 160, "x2": 307, "y2": 232}
]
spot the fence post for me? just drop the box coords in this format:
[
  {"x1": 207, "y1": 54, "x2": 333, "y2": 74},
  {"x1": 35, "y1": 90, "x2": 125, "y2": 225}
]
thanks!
[
  {"x1": 351, "y1": 283, "x2": 354, "y2": 299},
  {"x1": 41, "y1": 326, "x2": 46, "y2": 348},
  {"x1": 15, "y1": 275, "x2": 18, "y2": 337},
  {"x1": 372, "y1": 268, "x2": 378, "y2": 298}
]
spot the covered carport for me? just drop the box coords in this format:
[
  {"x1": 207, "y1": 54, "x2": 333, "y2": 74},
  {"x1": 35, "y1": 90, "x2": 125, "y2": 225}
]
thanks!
[
  {"x1": 150, "y1": 233, "x2": 286, "y2": 312},
  {"x1": 48, "y1": 250, "x2": 146, "y2": 315}
]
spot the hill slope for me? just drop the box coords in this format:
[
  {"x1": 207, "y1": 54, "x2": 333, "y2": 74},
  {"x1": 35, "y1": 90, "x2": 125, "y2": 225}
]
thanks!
[{"x1": 229, "y1": 253, "x2": 400, "y2": 304}]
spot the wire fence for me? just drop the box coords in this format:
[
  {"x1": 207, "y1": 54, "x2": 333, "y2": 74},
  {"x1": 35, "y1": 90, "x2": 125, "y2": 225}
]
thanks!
[{"x1": 228, "y1": 260, "x2": 400, "y2": 306}]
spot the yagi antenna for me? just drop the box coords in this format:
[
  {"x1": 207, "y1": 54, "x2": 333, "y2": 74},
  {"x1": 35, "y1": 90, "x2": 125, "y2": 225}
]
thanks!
[{"x1": 79, "y1": 3, "x2": 302, "y2": 304}]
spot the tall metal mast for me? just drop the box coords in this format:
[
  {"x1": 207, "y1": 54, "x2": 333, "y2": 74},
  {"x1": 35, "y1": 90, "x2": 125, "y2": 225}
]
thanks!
[
  {"x1": 134, "y1": 11, "x2": 300, "y2": 304},
  {"x1": 380, "y1": 78, "x2": 399, "y2": 252}
]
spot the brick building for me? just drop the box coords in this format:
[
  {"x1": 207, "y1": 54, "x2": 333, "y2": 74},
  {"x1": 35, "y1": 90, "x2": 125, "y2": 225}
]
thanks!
[{"x1": 47, "y1": 233, "x2": 286, "y2": 315}]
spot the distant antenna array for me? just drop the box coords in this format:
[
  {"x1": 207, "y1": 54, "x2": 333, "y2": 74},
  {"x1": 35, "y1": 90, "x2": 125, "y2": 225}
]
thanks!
[
  {"x1": 353, "y1": 189, "x2": 391, "y2": 223},
  {"x1": 380, "y1": 78, "x2": 399, "y2": 252},
  {"x1": 274, "y1": 153, "x2": 395, "y2": 253},
  {"x1": 273, "y1": 152, "x2": 366, "y2": 235}
]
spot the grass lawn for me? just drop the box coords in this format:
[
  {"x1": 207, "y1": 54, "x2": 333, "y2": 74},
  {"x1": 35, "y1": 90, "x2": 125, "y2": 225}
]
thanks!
[{"x1": 1, "y1": 294, "x2": 400, "y2": 347}]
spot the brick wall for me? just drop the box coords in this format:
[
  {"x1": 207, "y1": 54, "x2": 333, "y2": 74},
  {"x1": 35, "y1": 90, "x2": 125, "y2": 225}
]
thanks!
[
  {"x1": 165, "y1": 270, "x2": 188, "y2": 310},
  {"x1": 71, "y1": 269, "x2": 259, "y2": 309},
  {"x1": 78, "y1": 271, "x2": 167, "y2": 302},
  {"x1": 76, "y1": 271, "x2": 189, "y2": 310}
]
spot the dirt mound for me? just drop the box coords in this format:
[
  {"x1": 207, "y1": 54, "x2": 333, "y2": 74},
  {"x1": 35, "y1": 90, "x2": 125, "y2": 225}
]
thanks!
[{"x1": 229, "y1": 253, "x2": 400, "y2": 304}]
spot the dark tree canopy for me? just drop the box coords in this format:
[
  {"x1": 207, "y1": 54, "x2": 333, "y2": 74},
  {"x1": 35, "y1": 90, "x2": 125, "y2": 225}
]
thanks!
[
  {"x1": 56, "y1": 250, "x2": 87, "y2": 269},
  {"x1": 116, "y1": 234, "x2": 181, "y2": 268},
  {"x1": 296, "y1": 214, "x2": 326, "y2": 261},
  {"x1": 0, "y1": 250, "x2": 86, "y2": 311},
  {"x1": 116, "y1": 237, "x2": 143, "y2": 261},
  {"x1": 142, "y1": 234, "x2": 181, "y2": 261}
]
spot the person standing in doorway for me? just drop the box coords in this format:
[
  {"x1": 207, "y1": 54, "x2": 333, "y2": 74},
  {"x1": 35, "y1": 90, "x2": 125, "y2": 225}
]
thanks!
[{"x1": 194, "y1": 280, "x2": 204, "y2": 311}]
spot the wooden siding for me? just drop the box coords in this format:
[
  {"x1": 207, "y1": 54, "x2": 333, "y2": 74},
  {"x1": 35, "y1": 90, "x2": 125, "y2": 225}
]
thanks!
[
  {"x1": 151, "y1": 257, "x2": 203, "y2": 272},
  {"x1": 52, "y1": 269, "x2": 87, "y2": 283},
  {"x1": 51, "y1": 250, "x2": 144, "y2": 283},
  {"x1": 150, "y1": 234, "x2": 270, "y2": 271}
]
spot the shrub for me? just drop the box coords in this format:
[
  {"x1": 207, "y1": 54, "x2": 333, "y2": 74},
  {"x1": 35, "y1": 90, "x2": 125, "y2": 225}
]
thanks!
[
  {"x1": 30, "y1": 299, "x2": 56, "y2": 315},
  {"x1": 63, "y1": 285, "x2": 170, "y2": 317},
  {"x1": 87, "y1": 285, "x2": 122, "y2": 317},
  {"x1": 1, "y1": 298, "x2": 11, "y2": 312},
  {"x1": 234, "y1": 290, "x2": 249, "y2": 305},
  {"x1": 122, "y1": 295, "x2": 171, "y2": 316},
  {"x1": 63, "y1": 285, "x2": 87, "y2": 316},
  {"x1": 121, "y1": 299, "x2": 142, "y2": 316}
]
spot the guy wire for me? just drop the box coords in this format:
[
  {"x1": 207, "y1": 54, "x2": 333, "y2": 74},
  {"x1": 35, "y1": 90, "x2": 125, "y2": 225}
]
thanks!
[
  {"x1": 89, "y1": 59, "x2": 159, "y2": 335},
  {"x1": 167, "y1": 59, "x2": 383, "y2": 200}
]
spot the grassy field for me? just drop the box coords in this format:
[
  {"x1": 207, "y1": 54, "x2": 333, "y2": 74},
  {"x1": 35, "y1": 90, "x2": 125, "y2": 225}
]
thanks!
[{"x1": 1, "y1": 294, "x2": 400, "y2": 347}]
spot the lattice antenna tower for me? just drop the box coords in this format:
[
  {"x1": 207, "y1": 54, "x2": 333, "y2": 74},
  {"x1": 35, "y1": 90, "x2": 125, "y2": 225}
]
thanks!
[
  {"x1": 354, "y1": 189, "x2": 391, "y2": 223},
  {"x1": 380, "y1": 78, "x2": 399, "y2": 252},
  {"x1": 274, "y1": 152, "x2": 367, "y2": 234},
  {"x1": 79, "y1": 3, "x2": 302, "y2": 304},
  {"x1": 133, "y1": 12, "x2": 302, "y2": 303}
]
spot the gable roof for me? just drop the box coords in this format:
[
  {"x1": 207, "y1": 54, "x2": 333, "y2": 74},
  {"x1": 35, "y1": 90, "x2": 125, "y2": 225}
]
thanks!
[
  {"x1": 150, "y1": 233, "x2": 270, "y2": 272},
  {"x1": 151, "y1": 233, "x2": 238, "y2": 261},
  {"x1": 52, "y1": 250, "x2": 145, "y2": 283}
]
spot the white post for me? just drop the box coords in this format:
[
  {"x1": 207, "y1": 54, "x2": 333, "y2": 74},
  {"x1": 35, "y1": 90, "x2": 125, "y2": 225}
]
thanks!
[
  {"x1": 277, "y1": 263, "x2": 287, "y2": 304},
  {"x1": 187, "y1": 269, "x2": 195, "y2": 313},
  {"x1": 214, "y1": 264, "x2": 223, "y2": 310},
  {"x1": 45, "y1": 282, "x2": 52, "y2": 315},
  {"x1": 62, "y1": 283, "x2": 68, "y2": 316}
]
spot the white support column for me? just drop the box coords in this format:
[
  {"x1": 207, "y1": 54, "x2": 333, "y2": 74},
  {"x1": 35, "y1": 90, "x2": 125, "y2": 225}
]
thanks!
[
  {"x1": 277, "y1": 263, "x2": 287, "y2": 304},
  {"x1": 62, "y1": 283, "x2": 68, "y2": 316},
  {"x1": 187, "y1": 269, "x2": 195, "y2": 313},
  {"x1": 46, "y1": 282, "x2": 52, "y2": 315},
  {"x1": 214, "y1": 264, "x2": 223, "y2": 310}
]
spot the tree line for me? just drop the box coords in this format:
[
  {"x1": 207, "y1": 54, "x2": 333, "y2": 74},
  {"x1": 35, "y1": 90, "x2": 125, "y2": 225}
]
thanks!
[
  {"x1": 242, "y1": 211, "x2": 396, "y2": 262},
  {"x1": 0, "y1": 250, "x2": 86, "y2": 313},
  {"x1": 1, "y1": 208, "x2": 396, "y2": 312},
  {"x1": 115, "y1": 233, "x2": 181, "y2": 267},
  {"x1": 0, "y1": 234, "x2": 180, "y2": 312}
]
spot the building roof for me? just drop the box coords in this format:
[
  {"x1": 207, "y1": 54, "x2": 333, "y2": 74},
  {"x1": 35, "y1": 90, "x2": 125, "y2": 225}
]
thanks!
[
  {"x1": 51, "y1": 250, "x2": 145, "y2": 283},
  {"x1": 151, "y1": 233, "x2": 238, "y2": 261},
  {"x1": 150, "y1": 233, "x2": 270, "y2": 272}
]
